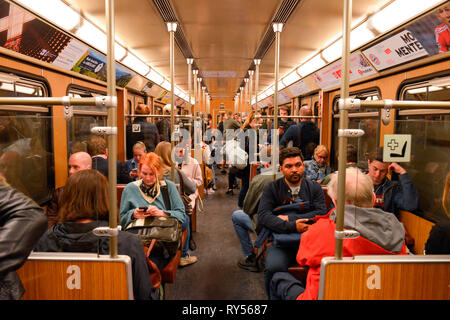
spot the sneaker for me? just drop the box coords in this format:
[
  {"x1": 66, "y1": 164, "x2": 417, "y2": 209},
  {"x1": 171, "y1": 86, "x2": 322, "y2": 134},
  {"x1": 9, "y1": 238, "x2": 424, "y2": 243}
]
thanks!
[
  {"x1": 237, "y1": 254, "x2": 259, "y2": 272},
  {"x1": 225, "y1": 189, "x2": 234, "y2": 195},
  {"x1": 206, "y1": 188, "x2": 215, "y2": 194},
  {"x1": 189, "y1": 238, "x2": 197, "y2": 251},
  {"x1": 179, "y1": 254, "x2": 198, "y2": 267}
]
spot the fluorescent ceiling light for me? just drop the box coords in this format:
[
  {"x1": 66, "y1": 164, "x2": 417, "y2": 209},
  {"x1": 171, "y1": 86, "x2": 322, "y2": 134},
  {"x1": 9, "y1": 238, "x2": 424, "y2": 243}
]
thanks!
[
  {"x1": 265, "y1": 86, "x2": 275, "y2": 97},
  {"x1": 370, "y1": 0, "x2": 443, "y2": 34},
  {"x1": 297, "y1": 55, "x2": 326, "y2": 77},
  {"x1": 161, "y1": 80, "x2": 171, "y2": 91},
  {"x1": 76, "y1": 19, "x2": 107, "y2": 53},
  {"x1": 350, "y1": 22, "x2": 375, "y2": 50},
  {"x1": 122, "y1": 53, "x2": 149, "y2": 76},
  {"x1": 277, "y1": 80, "x2": 286, "y2": 91},
  {"x1": 148, "y1": 69, "x2": 164, "y2": 85},
  {"x1": 282, "y1": 71, "x2": 301, "y2": 86},
  {"x1": 114, "y1": 43, "x2": 127, "y2": 61},
  {"x1": 16, "y1": 0, "x2": 81, "y2": 31}
]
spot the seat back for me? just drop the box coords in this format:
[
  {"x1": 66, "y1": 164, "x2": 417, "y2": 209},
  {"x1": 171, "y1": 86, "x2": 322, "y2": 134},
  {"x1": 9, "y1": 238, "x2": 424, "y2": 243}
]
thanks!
[
  {"x1": 318, "y1": 255, "x2": 450, "y2": 300},
  {"x1": 398, "y1": 210, "x2": 434, "y2": 254},
  {"x1": 17, "y1": 252, "x2": 134, "y2": 300}
]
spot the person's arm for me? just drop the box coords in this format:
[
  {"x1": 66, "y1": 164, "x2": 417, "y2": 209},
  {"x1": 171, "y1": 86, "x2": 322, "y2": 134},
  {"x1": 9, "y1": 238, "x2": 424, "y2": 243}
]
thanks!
[
  {"x1": 279, "y1": 125, "x2": 296, "y2": 147},
  {"x1": 0, "y1": 185, "x2": 47, "y2": 275},
  {"x1": 257, "y1": 183, "x2": 297, "y2": 233},
  {"x1": 389, "y1": 163, "x2": 420, "y2": 213},
  {"x1": 119, "y1": 185, "x2": 139, "y2": 228}
]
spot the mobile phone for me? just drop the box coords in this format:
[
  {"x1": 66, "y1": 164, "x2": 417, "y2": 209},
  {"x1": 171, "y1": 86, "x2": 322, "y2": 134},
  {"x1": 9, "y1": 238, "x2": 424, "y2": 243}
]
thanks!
[
  {"x1": 304, "y1": 219, "x2": 316, "y2": 225},
  {"x1": 138, "y1": 206, "x2": 147, "y2": 210}
]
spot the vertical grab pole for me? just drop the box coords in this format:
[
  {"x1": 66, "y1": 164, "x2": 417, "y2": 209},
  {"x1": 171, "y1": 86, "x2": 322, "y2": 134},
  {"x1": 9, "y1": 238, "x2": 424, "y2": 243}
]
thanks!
[
  {"x1": 187, "y1": 58, "x2": 193, "y2": 160},
  {"x1": 249, "y1": 70, "x2": 254, "y2": 112},
  {"x1": 167, "y1": 22, "x2": 177, "y2": 178},
  {"x1": 335, "y1": 0, "x2": 352, "y2": 260},
  {"x1": 254, "y1": 59, "x2": 261, "y2": 112},
  {"x1": 106, "y1": 0, "x2": 118, "y2": 258},
  {"x1": 272, "y1": 23, "x2": 283, "y2": 180}
]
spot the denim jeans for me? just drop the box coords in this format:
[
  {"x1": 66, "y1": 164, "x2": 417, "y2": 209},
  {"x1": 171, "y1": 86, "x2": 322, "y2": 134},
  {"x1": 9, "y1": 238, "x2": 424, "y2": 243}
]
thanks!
[
  {"x1": 181, "y1": 214, "x2": 191, "y2": 258},
  {"x1": 270, "y1": 272, "x2": 305, "y2": 300},
  {"x1": 264, "y1": 245, "x2": 298, "y2": 298},
  {"x1": 231, "y1": 209, "x2": 254, "y2": 257}
]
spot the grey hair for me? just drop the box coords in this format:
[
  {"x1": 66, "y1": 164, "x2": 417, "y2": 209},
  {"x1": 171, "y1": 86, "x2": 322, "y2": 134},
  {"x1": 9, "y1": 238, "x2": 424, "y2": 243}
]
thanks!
[{"x1": 327, "y1": 167, "x2": 374, "y2": 207}]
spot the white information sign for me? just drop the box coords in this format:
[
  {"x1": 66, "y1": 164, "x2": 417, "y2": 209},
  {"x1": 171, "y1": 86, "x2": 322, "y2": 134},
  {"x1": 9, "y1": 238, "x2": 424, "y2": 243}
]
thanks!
[
  {"x1": 52, "y1": 39, "x2": 88, "y2": 70},
  {"x1": 383, "y1": 134, "x2": 412, "y2": 163},
  {"x1": 362, "y1": 30, "x2": 428, "y2": 71}
]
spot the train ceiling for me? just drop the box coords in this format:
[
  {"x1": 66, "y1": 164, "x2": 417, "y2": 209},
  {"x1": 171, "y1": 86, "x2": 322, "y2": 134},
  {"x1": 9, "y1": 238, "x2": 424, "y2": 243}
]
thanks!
[{"x1": 64, "y1": 0, "x2": 399, "y2": 99}]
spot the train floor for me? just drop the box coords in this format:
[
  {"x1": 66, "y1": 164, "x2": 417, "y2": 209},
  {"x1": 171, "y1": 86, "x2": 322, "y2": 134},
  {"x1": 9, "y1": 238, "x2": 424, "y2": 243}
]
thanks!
[{"x1": 165, "y1": 169, "x2": 267, "y2": 300}]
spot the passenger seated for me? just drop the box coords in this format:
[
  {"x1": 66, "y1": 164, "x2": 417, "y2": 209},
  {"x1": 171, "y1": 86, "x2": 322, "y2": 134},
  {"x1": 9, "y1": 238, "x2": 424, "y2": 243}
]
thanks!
[
  {"x1": 154, "y1": 141, "x2": 198, "y2": 266},
  {"x1": 46, "y1": 151, "x2": 92, "y2": 228},
  {"x1": 34, "y1": 170, "x2": 158, "y2": 300},
  {"x1": 367, "y1": 148, "x2": 419, "y2": 217},
  {"x1": 303, "y1": 144, "x2": 332, "y2": 183},
  {"x1": 124, "y1": 141, "x2": 147, "y2": 181},
  {"x1": 176, "y1": 145, "x2": 203, "y2": 250},
  {"x1": 0, "y1": 172, "x2": 47, "y2": 300},
  {"x1": 232, "y1": 161, "x2": 283, "y2": 272},
  {"x1": 270, "y1": 167, "x2": 408, "y2": 300},
  {"x1": 87, "y1": 135, "x2": 131, "y2": 184},
  {"x1": 257, "y1": 147, "x2": 326, "y2": 298},
  {"x1": 120, "y1": 151, "x2": 197, "y2": 268}
]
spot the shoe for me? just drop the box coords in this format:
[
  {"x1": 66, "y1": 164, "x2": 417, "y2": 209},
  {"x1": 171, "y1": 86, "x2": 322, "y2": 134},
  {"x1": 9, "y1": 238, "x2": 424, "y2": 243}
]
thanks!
[
  {"x1": 233, "y1": 183, "x2": 239, "y2": 189},
  {"x1": 189, "y1": 238, "x2": 197, "y2": 251},
  {"x1": 206, "y1": 188, "x2": 215, "y2": 194},
  {"x1": 226, "y1": 189, "x2": 234, "y2": 195},
  {"x1": 237, "y1": 254, "x2": 259, "y2": 272},
  {"x1": 179, "y1": 254, "x2": 198, "y2": 267}
]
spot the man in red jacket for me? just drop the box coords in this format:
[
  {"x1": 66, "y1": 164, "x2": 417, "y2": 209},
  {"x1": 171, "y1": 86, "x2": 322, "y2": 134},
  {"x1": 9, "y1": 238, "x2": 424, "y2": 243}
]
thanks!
[{"x1": 270, "y1": 167, "x2": 408, "y2": 300}]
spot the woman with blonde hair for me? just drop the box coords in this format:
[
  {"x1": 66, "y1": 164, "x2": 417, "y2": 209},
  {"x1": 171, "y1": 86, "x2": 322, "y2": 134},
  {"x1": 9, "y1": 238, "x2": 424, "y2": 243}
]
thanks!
[{"x1": 303, "y1": 144, "x2": 333, "y2": 182}]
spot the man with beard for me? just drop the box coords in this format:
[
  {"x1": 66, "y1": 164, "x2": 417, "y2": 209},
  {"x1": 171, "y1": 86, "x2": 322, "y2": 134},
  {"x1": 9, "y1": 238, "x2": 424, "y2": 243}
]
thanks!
[{"x1": 257, "y1": 147, "x2": 326, "y2": 298}]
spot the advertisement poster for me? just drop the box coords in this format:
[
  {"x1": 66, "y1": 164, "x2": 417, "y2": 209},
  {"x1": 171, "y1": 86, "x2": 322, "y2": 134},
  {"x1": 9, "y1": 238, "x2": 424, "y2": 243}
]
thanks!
[
  {"x1": 312, "y1": 52, "x2": 376, "y2": 89},
  {"x1": 278, "y1": 90, "x2": 291, "y2": 105},
  {"x1": 286, "y1": 79, "x2": 311, "y2": 97},
  {"x1": 362, "y1": 30, "x2": 428, "y2": 71},
  {"x1": 0, "y1": 1, "x2": 71, "y2": 64},
  {"x1": 156, "y1": 90, "x2": 170, "y2": 104},
  {"x1": 72, "y1": 49, "x2": 134, "y2": 87},
  {"x1": 53, "y1": 38, "x2": 89, "y2": 70}
]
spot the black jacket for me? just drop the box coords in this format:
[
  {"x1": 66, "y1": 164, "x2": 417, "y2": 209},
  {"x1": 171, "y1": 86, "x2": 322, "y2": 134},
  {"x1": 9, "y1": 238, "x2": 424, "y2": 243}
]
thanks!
[
  {"x1": 34, "y1": 220, "x2": 157, "y2": 300},
  {"x1": 0, "y1": 184, "x2": 47, "y2": 299},
  {"x1": 257, "y1": 176, "x2": 326, "y2": 234}
]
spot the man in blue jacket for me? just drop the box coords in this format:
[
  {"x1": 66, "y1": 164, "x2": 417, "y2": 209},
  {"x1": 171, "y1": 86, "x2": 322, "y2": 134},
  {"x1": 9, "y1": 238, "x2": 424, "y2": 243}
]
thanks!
[
  {"x1": 257, "y1": 147, "x2": 326, "y2": 298},
  {"x1": 367, "y1": 148, "x2": 420, "y2": 217}
]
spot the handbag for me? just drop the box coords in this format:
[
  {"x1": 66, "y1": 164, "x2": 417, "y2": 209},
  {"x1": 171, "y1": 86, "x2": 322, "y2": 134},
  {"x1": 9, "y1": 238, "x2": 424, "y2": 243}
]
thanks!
[{"x1": 126, "y1": 181, "x2": 182, "y2": 259}]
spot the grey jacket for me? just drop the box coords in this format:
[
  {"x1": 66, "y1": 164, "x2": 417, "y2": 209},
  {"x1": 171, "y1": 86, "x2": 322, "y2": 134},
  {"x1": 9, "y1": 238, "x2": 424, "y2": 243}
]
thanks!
[{"x1": 331, "y1": 204, "x2": 406, "y2": 253}]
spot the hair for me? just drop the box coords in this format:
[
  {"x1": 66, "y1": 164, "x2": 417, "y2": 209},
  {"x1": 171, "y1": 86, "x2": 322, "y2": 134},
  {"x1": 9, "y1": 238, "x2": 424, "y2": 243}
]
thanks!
[
  {"x1": 241, "y1": 110, "x2": 255, "y2": 129},
  {"x1": 87, "y1": 135, "x2": 107, "y2": 156},
  {"x1": 227, "y1": 110, "x2": 233, "y2": 116},
  {"x1": 299, "y1": 105, "x2": 312, "y2": 117},
  {"x1": 314, "y1": 144, "x2": 329, "y2": 156},
  {"x1": 279, "y1": 147, "x2": 303, "y2": 166},
  {"x1": 347, "y1": 144, "x2": 358, "y2": 163},
  {"x1": 154, "y1": 141, "x2": 172, "y2": 170},
  {"x1": 368, "y1": 147, "x2": 384, "y2": 163},
  {"x1": 443, "y1": 171, "x2": 450, "y2": 217},
  {"x1": 135, "y1": 103, "x2": 150, "y2": 115},
  {"x1": 133, "y1": 141, "x2": 147, "y2": 153},
  {"x1": 57, "y1": 170, "x2": 109, "y2": 222},
  {"x1": 327, "y1": 167, "x2": 374, "y2": 207},
  {"x1": 139, "y1": 152, "x2": 163, "y2": 176},
  {"x1": 279, "y1": 106, "x2": 290, "y2": 115}
]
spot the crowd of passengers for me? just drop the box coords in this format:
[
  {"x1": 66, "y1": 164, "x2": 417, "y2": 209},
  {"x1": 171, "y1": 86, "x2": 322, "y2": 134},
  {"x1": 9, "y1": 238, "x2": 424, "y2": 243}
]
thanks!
[{"x1": 0, "y1": 103, "x2": 449, "y2": 300}]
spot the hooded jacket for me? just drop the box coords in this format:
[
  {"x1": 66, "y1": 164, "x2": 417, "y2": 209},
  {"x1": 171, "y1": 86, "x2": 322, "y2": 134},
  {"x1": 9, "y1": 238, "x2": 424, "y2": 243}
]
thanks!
[
  {"x1": 296, "y1": 205, "x2": 408, "y2": 300},
  {"x1": 34, "y1": 220, "x2": 156, "y2": 300}
]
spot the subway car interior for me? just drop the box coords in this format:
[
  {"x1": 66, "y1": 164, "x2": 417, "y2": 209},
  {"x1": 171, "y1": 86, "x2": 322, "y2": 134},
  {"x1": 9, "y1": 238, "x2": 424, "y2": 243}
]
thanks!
[{"x1": 0, "y1": 0, "x2": 449, "y2": 304}]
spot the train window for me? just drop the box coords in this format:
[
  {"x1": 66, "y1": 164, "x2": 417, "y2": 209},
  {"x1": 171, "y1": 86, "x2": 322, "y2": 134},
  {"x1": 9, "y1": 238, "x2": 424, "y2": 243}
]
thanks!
[
  {"x1": 0, "y1": 72, "x2": 53, "y2": 205},
  {"x1": 331, "y1": 89, "x2": 381, "y2": 170},
  {"x1": 396, "y1": 76, "x2": 450, "y2": 223},
  {"x1": 67, "y1": 85, "x2": 107, "y2": 155}
]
